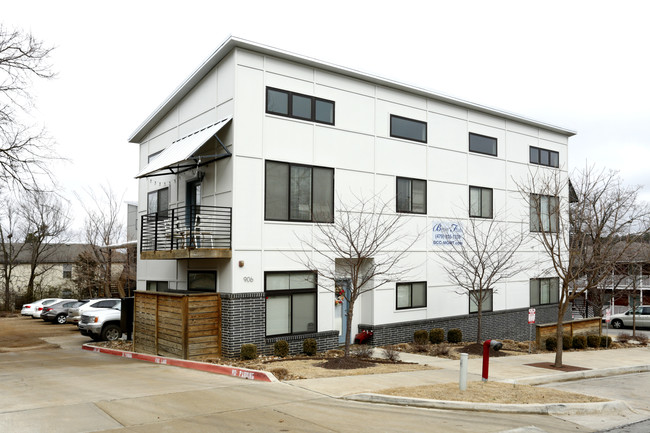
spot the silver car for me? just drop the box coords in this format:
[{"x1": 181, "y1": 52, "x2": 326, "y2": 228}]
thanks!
[{"x1": 610, "y1": 306, "x2": 650, "y2": 329}]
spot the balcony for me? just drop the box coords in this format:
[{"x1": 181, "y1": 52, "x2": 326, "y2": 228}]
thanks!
[{"x1": 140, "y1": 205, "x2": 232, "y2": 260}]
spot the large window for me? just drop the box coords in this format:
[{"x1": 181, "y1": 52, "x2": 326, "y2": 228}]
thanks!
[
  {"x1": 530, "y1": 278, "x2": 559, "y2": 306},
  {"x1": 469, "y1": 133, "x2": 497, "y2": 156},
  {"x1": 266, "y1": 87, "x2": 335, "y2": 125},
  {"x1": 265, "y1": 161, "x2": 334, "y2": 223},
  {"x1": 147, "y1": 188, "x2": 169, "y2": 217},
  {"x1": 469, "y1": 289, "x2": 493, "y2": 313},
  {"x1": 469, "y1": 186, "x2": 493, "y2": 218},
  {"x1": 396, "y1": 282, "x2": 427, "y2": 309},
  {"x1": 530, "y1": 146, "x2": 559, "y2": 168},
  {"x1": 530, "y1": 194, "x2": 559, "y2": 232},
  {"x1": 146, "y1": 281, "x2": 169, "y2": 292},
  {"x1": 396, "y1": 177, "x2": 426, "y2": 214},
  {"x1": 188, "y1": 271, "x2": 216, "y2": 292},
  {"x1": 265, "y1": 271, "x2": 317, "y2": 336},
  {"x1": 390, "y1": 115, "x2": 427, "y2": 143}
]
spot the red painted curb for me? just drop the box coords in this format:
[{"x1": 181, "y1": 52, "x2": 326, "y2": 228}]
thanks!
[{"x1": 82, "y1": 344, "x2": 277, "y2": 382}]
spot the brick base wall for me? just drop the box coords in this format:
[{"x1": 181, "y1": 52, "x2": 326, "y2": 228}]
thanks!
[{"x1": 359, "y1": 304, "x2": 566, "y2": 346}]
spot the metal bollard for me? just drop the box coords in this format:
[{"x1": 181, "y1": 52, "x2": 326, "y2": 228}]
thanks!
[{"x1": 459, "y1": 353, "x2": 468, "y2": 391}]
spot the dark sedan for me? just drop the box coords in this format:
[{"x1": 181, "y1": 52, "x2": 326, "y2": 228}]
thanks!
[{"x1": 41, "y1": 300, "x2": 88, "y2": 324}]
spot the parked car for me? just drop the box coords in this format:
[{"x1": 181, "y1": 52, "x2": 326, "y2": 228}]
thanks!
[
  {"x1": 20, "y1": 298, "x2": 62, "y2": 317},
  {"x1": 78, "y1": 302, "x2": 122, "y2": 341},
  {"x1": 609, "y1": 306, "x2": 650, "y2": 329},
  {"x1": 41, "y1": 300, "x2": 88, "y2": 324},
  {"x1": 66, "y1": 298, "x2": 121, "y2": 324}
]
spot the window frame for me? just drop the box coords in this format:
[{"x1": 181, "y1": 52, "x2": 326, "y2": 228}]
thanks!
[
  {"x1": 147, "y1": 187, "x2": 169, "y2": 217},
  {"x1": 530, "y1": 146, "x2": 559, "y2": 168},
  {"x1": 265, "y1": 271, "x2": 318, "y2": 337},
  {"x1": 469, "y1": 132, "x2": 498, "y2": 156},
  {"x1": 469, "y1": 186, "x2": 493, "y2": 219},
  {"x1": 62, "y1": 264, "x2": 72, "y2": 279},
  {"x1": 469, "y1": 289, "x2": 493, "y2": 313},
  {"x1": 390, "y1": 114, "x2": 427, "y2": 143},
  {"x1": 146, "y1": 281, "x2": 169, "y2": 292},
  {"x1": 396, "y1": 177, "x2": 427, "y2": 214},
  {"x1": 264, "y1": 160, "x2": 334, "y2": 223},
  {"x1": 530, "y1": 277, "x2": 559, "y2": 306},
  {"x1": 265, "y1": 87, "x2": 335, "y2": 125},
  {"x1": 395, "y1": 281, "x2": 427, "y2": 310},
  {"x1": 187, "y1": 271, "x2": 217, "y2": 292},
  {"x1": 530, "y1": 194, "x2": 559, "y2": 233}
]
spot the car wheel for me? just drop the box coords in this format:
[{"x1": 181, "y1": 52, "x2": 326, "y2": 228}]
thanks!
[
  {"x1": 55, "y1": 314, "x2": 67, "y2": 325},
  {"x1": 101, "y1": 324, "x2": 122, "y2": 342},
  {"x1": 611, "y1": 319, "x2": 624, "y2": 329}
]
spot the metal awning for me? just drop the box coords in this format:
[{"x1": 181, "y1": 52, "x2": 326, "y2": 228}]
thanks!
[{"x1": 136, "y1": 116, "x2": 232, "y2": 178}]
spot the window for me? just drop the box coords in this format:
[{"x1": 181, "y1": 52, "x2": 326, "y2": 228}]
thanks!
[
  {"x1": 396, "y1": 282, "x2": 427, "y2": 309},
  {"x1": 396, "y1": 177, "x2": 426, "y2": 214},
  {"x1": 390, "y1": 115, "x2": 427, "y2": 143},
  {"x1": 469, "y1": 186, "x2": 493, "y2": 218},
  {"x1": 530, "y1": 146, "x2": 559, "y2": 168},
  {"x1": 266, "y1": 87, "x2": 335, "y2": 125},
  {"x1": 62, "y1": 264, "x2": 72, "y2": 279},
  {"x1": 469, "y1": 133, "x2": 497, "y2": 156},
  {"x1": 147, "y1": 188, "x2": 169, "y2": 217},
  {"x1": 530, "y1": 194, "x2": 559, "y2": 232},
  {"x1": 148, "y1": 150, "x2": 163, "y2": 163},
  {"x1": 265, "y1": 271, "x2": 317, "y2": 336},
  {"x1": 469, "y1": 289, "x2": 493, "y2": 313},
  {"x1": 265, "y1": 161, "x2": 334, "y2": 223},
  {"x1": 146, "y1": 281, "x2": 169, "y2": 292},
  {"x1": 530, "y1": 278, "x2": 559, "y2": 306},
  {"x1": 188, "y1": 271, "x2": 216, "y2": 292}
]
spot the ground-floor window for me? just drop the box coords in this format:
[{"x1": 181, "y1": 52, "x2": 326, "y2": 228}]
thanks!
[
  {"x1": 396, "y1": 282, "x2": 427, "y2": 309},
  {"x1": 265, "y1": 271, "x2": 317, "y2": 336},
  {"x1": 469, "y1": 289, "x2": 493, "y2": 313},
  {"x1": 530, "y1": 278, "x2": 559, "y2": 305},
  {"x1": 188, "y1": 271, "x2": 216, "y2": 292},
  {"x1": 146, "y1": 281, "x2": 169, "y2": 292}
]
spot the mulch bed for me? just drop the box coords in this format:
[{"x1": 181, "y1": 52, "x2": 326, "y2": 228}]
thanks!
[
  {"x1": 316, "y1": 357, "x2": 376, "y2": 370},
  {"x1": 459, "y1": 342, "x2": 509, "y2": 357},
  {"x1": 525, "y1": 362, "x2": 591, "y2": 372}
]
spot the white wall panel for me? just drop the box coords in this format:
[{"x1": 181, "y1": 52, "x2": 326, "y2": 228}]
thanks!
[
  {"x1": 178, "y1": 69, "x2": 217, "y2": 124},
  {"x1": 233, "y1": 157, "x2": 262, "y2": 250},
  {"x1": 468, "y1": 155, "x2": 507, "y2": 189},
  {"x1": 427, "y1": 99, "x2": 468, "y2": 120},
  {"x1": 263, "y1": 118, "x2": 314, "y2": 163},
  {"x1": 468, "y1": 110, "x2": 506, "y2": 129},
  {"x1": 217, "y1": 52, "x2": 235, "y2": 105},
  {"x1": 314, "y1": 128, "x2": 374, "y2": 172},
  {"x1": 236, "y1": 48, "x2": 264, "y2": 70},
  {"x1": 376, "y1": 86, "x2": 427, "y2": 110},
  {"x1": 315, "y1": 85, "x2": 375, "y2": 135},
  {"x1": 428, "y1": 112, "x2": 467, "y2": 153},
  {"x1": 375, "y1": 137, "x2": 427, "y2": 178},
  {"x1": 314, "y1": 70, "x2": 375, "y2": 97},
  {"x1": 428, "y1": 148, "x2": 467, "y2": 184},
  {"x1": 265, "y1": 56, "x2": 313, "y2": 82},
  {"x1": 235, "y1": 66, "x2": 264, "y2": 158}
]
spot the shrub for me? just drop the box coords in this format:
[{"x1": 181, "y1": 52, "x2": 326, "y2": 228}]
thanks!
[
  {"x1": 617, "y1": 333, "x2": 632, "y2": 344},
  {"x1": 352, "y1": 344, "x2": 373, "y2": 358},
  {"x1": 545, "y1": 336, "x2": 557, "y2": 351},
  {"x1": 600, "y1": 335, "x2": 612, "y2": 348},
  {"x1": 587, "y1": 334, "x2": 601, "y2": 348},
  {"x1": 634, "y1": 334, "x2": 649, "y2": 346},
  {"x1": 413, "y1": 330, "x2": 428, "y2": 345},
  {"x1": 240, "y1": 343, "x2": 257, "y2": 360},
  {"x1": 447, "y1": 328, "x2": 462, "y2": 344},
  {"x1": 429, "y1": 328, "x2": 445, "y2": 344},
  {"x1": 562, "y1": 335, "x2": 573, "y2": 350},
  {"x1": 273, "y1": 340, "x2": 289, "y2": 357},
  {"x1": 430, "y1": 343, "x2": 451, "y2": 357},
  {"x1": 383, "y1": 345, "x2": 401, "y2": 362},
  {"x1": 572, "y1": 335, "x2": 587, "y2": 350},
  {"x1": 303, "y1": 338, "x2": 317, "y2": 356},
  {"x1": 269, "y1": 367, "x2": 289, "y2": 381}
]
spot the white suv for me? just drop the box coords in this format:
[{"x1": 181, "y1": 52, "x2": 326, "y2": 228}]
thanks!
[
  {"x1": 78, "y1": 302, "x2": 122, "y2": 341},
  {"x1": 67, "y1": 298, "x2": 120, "y2": 324}
]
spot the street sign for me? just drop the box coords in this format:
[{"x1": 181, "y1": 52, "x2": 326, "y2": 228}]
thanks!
[
  {"x1": 528, "y1": 308, "x2": 536, "y2": 324},
  {"x1": 605, "y1": 308, "x2": 611, "y2": 323}
]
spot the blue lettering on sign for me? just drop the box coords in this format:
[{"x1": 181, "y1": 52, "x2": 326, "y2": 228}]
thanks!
[{"x1": 432, "y1": 221, "x2": 463, "y2": 246}]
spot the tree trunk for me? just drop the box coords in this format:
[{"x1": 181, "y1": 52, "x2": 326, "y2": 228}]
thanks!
[
  {"x1": 554, "y1": 304, "x2": 565, "y2": 367},
  {"x1": 476, "y1": 304, "x2": 483, "y2": 344},
  {"x1": 344, "y1": 298, "x2": 355, "y2": 358}
]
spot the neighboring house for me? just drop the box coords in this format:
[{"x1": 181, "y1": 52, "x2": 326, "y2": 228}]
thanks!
[{"x1": 130, "y1": 37, "x2": 574, "y2": 356}]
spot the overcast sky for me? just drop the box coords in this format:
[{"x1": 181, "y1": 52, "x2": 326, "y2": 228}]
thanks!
[{"x1": 4, "y1": 0, "x2": 650, "y2": 238}]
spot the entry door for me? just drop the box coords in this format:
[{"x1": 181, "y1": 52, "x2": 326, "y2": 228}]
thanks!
[{"x1": 336, "y1": 279, "x2": 351, "y2": 344}]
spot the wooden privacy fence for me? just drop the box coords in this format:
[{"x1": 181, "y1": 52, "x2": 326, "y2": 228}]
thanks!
[
  {"x1": 535, "y1": 317, "x2": 602, "y2": 347},
  {"x1": 133, "y1": 291, "x2": 222, "y2": 360}
]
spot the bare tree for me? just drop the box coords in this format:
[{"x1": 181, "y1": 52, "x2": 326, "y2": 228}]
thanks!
[
  {"x1": 518, "y1": 166, "x2": 650, "y2": 367},
  {"x1": 20, "y1": 190, "x2": 71, "y2": 300},
  {"x1": 0, "y1": 25, "x2": 56, "y2": 192},
  {"x1": 0, "y1": 199, "x2": 27, "y2": 310},
  {"x1": 437, "y1": 215, "x2": 525, "y2": 343},
  {"x1": 77, "y1": 184, "x2": 125, "y2": 297},
  {"x1": 296, "y1": 195, "x2": 420, "y2": 358}
]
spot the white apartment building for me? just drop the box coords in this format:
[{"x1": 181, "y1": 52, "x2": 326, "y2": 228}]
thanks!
[{"x1": 130, "y1": 37, "x2": 574, "y2": 356}]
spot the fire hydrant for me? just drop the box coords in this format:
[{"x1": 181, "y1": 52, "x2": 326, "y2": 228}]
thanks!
[{"x1": 481, "y1": 339, "x2": 503, "y2": 381}]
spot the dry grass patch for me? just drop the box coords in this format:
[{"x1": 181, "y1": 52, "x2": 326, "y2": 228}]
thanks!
[{"x1": 378, "y1": 381, "x2": 608, "y2": 404}]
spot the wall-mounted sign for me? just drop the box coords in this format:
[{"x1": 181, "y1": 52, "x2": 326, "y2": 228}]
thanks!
[{"x1": 432, "y1": 221, "x2": 463, "y2": 246}]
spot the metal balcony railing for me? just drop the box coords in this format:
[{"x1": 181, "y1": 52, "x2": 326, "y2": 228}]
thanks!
[{"x1": 140, "y1": 205, "x2": 231, "y2": 252}]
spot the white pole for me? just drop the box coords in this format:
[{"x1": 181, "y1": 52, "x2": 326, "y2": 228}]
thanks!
[{"x1": 459, "y1": 353, "x2": 468, "y2": 391}]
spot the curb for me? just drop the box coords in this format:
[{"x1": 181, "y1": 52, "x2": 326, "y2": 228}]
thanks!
[
  {"x1": 343, "y1": 393, "x2": 630, "y2": 415},
  {"x1": 501, "y1": 365, "x2": 650, "y2": 386},
  {"x1": 81, "y1": 344, "x2": 278, "y2": 382}
]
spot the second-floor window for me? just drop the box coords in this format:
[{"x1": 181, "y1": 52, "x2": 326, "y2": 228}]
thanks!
[
  {"x1": 469, "y1": 186, "x2": 493, "y2": 219},
  {"x1": 266, "y1": 87, "x2": 335, "y2": 125},
  {"x1": 530, "y1": 194, "x2": 559, "y2": 232},
  {"x1": 396, "y1": 177, "x2": 426, "y2": 214},
  {"x1": 265, "y1": 161, "x2": 334, "y2": 223},
  {"x1": 530, "y1": 146, "x2": 559, "y2": 168},
  {"x1": 62, "y1": 264, "x2": 72, "y2": 279},
  {"x1": 390, "y1": 115, "x2": 427, "y2": 143},
  {"x1": 469, "y1": 133, "x2": 497, "y2": 156},
  {"x1": 147, "y1": 188, "x2": 169, "y2": 217}
]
